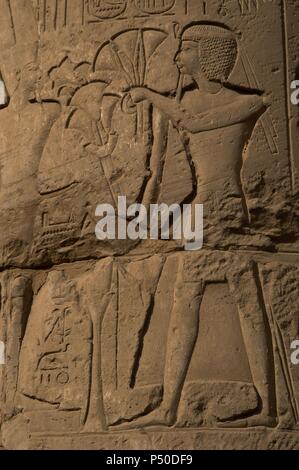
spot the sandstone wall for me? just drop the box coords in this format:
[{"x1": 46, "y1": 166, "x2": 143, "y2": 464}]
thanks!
[{"x1": 0, "y1": 0, "x2": 299, "y2": 450}]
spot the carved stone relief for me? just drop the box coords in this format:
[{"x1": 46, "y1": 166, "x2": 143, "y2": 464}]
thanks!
[{"x1": 0, "y1": 0, "x2": 299, "y2": 451}]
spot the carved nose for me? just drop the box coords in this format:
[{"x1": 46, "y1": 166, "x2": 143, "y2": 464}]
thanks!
[{"x1": 174, "y1": 51, "x2": 180, "y2": 62}]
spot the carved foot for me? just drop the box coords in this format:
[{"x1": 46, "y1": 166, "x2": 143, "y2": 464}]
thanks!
[
  {"x1": 217, "y1": 413, "x2": 277, "y2": 429},
  {"x1": 111, "y1": 407, "x2": 175, "y2": 430}
]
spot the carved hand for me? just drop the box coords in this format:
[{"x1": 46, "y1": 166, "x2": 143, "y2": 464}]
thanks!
[
  {"x1": 106, "y1": 131, "x2": 118, "y2": 154},
  {"x1": 95, "y1": 132, "x2": 118, "y2": 158},
  {"x1": 86, "y1": 132, "x2": 118, "y2": 158},
  {"x1": 130, "y1": 87, "x2": 149, "y2": 104}
]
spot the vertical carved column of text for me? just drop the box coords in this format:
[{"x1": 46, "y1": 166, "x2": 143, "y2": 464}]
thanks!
[
  {"x1": 186, "y1": 0, "x2": 212, "y2": 16},
  {"x1": 283, "y1": 0, "x2": 299, "y2": 194},
  {"x1": 0, "y1": 0, "x2": 16, "y2": 48},
  {"x1": 9, "y1": 0, "x2": 38, "y2": 42},
  {"x1": 37, "y1": 0, "x2": 44, "y2": 32},
  {"x1": 39, "y1": 0, "x2": 68, "y2": 32},
  {"x1": 55, "y1": 0, "x2": 68, "y2": 29},
  {"x1": 45, "y1": 0, "x2": 57, "y2": 32},
  {"x1": 0, "y1": 275, "x2": 7, "y2": 431}
]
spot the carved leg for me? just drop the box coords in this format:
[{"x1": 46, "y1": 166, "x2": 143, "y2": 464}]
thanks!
[
  {"x1": 159, "y1": 278, "x2": 203, "y2": 424},
  {"x1": 116, "y1": 257, "x2": 204, "y2": 428},
  {"x1": 220, "y1": 265, "x2": 276, "y2": 428}
]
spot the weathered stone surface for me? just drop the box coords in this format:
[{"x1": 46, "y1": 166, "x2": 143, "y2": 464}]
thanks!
[{"x1": 0, "y1": 0, "x2": 299, "y2": 451}]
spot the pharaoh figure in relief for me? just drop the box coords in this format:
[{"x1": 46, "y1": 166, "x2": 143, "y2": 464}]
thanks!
[
  {"x1": 130, "y1": 23, "x2": 267, "y2": 225},
  {"x1": 111, "y1": 23, "x2": 274, "y2": 429}
]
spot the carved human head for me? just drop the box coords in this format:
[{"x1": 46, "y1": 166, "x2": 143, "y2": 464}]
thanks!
[{"x1": 176, "y1": 24, "x2": 238, "y2": 82}]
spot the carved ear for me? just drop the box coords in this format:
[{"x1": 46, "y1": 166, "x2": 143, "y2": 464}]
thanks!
[{"x1": 172, "y1": 22, "x2": 182, "y2": 39}]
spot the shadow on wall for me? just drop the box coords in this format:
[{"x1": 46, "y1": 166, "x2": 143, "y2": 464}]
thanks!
[
  {"x1": 0, "y1": 77, "x2": 7, "y2": 107},
  {"x1": 296, "y1": 63, "x2": 299, "y2": 129},
  {"x1": 0, "y1": 340, "x2": 4, "y2": 365}
]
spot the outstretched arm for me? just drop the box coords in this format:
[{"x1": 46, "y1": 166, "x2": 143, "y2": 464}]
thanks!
[{"x1": 130, "y1": 88, "x2": 266, "y2": 133}]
